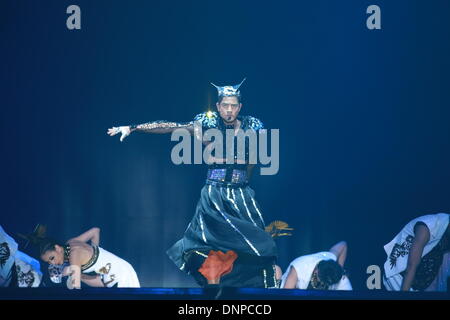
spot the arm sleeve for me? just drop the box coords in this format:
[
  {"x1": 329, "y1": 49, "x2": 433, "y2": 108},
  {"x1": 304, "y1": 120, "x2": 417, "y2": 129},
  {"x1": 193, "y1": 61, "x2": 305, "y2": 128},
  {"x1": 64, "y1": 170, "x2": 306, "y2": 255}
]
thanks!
[{"x1": 130, "y1": 120, "x2": 193, "y2": 133}]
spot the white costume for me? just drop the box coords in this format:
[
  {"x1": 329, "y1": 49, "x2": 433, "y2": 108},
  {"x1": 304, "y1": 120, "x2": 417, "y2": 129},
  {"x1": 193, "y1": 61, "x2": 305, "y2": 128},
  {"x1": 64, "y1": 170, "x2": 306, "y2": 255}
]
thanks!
[
  {"x1": 383, "y1": 213, "x2": 450, "y2": 291},
  {"x1": 81, "y1": 246, "x2": 140, "y2": 288},
  {"x1": 281, "y1": 251, "x2": 352, "y2": 290},
  {"x1": 0, "y1": 225, "x2": 42, "y2": 287}
]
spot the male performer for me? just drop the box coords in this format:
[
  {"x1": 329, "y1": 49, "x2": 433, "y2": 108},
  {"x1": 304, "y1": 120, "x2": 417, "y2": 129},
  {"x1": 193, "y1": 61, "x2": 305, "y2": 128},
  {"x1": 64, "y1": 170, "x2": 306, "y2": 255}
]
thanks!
[{"x1": 108, "y1": 80, "x2": 278, "y2": 287}]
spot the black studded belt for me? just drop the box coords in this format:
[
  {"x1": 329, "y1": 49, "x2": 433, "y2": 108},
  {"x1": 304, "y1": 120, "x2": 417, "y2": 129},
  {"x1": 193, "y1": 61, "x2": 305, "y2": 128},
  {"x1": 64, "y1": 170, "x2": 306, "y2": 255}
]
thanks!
[{"x1": 206, "y1": 168, "x2": 248, "y2": 186}]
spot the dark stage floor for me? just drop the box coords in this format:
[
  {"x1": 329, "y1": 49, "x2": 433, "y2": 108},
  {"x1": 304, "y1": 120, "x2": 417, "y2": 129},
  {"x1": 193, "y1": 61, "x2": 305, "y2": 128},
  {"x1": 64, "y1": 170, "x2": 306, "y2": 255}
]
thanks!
[{"x1": 0, "y1": 288, "x2": 448, "y2": 300}]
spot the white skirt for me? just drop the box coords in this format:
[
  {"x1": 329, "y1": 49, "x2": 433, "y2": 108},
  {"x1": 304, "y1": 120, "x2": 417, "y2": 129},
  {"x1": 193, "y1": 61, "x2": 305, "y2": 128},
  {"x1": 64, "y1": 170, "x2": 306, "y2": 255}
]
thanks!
[{"x1": 82, "y1": 246, "x2": 140, "y2": 288}]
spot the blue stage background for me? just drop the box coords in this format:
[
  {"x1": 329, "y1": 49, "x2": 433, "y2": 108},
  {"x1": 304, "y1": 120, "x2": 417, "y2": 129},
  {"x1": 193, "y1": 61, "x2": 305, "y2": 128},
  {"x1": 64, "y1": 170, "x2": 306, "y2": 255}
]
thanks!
[{"x1": 1, "y1": 0, "x2": 450, "y2": 289}]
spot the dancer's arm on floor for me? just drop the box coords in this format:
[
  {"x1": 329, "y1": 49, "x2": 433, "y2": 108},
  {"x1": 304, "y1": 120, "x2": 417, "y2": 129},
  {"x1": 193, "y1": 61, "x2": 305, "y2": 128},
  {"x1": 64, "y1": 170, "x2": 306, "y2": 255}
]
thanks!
[
  {"x1": 65, "y1": 252, "x2": 84, "y2": 289},
  {"x1": 329, "y1": 241, "x2": 347, "y2": 267},
  {"x1": 107, "y1": 120, "x2": 194, "y2": 141},
  {"x1": 80, "y1": 274, "x2": 105, "y2": 287},
  {"x1": 68, "y1": 228, "x2": 101, "y2": 246},
  {"x1": 282, "y1": 266, "x2": 298, "y2": 289},
  {"x1": 401, "y1": 223, "x2": 430, "y2": 291}
]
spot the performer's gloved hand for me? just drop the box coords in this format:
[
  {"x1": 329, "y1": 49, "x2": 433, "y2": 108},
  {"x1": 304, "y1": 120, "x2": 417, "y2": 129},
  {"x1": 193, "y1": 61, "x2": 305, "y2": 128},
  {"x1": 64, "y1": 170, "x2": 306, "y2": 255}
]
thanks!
[{"x1": 107, "y1": 126, "x2": 131, "y2": 142}]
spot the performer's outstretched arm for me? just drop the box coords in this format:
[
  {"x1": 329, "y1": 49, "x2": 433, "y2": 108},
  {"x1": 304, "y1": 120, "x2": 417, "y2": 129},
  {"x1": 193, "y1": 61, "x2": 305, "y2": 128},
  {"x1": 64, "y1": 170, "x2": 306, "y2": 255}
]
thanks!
[
  {"x1": 64, "y1": 253, "x2": 84, "y2": 289},
  {"x1": 107, "y1": 120, "x2": 194, "y2": 142},
  {"x1": 401, "y1": 223, "x2": 430, "y2": 291},
  {"x1": 131, "y1": 120, "x2": 194, "y2": 133}
]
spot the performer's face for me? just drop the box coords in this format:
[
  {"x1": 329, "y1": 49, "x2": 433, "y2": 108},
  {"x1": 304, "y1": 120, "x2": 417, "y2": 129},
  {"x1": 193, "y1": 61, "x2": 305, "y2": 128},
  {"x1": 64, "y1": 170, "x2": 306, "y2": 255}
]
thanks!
[
  {"x1": 217, "y1": 96, "x2": 241, "y2": 124},
  {"x1": 41, "y1": 245, "x2": 64, "y2": 265}
]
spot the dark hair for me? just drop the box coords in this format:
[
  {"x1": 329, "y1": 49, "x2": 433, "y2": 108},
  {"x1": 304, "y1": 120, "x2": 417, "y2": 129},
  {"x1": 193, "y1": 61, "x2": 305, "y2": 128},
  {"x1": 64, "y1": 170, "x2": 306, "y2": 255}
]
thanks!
[
  {"x1": 218, "y1": 95, "x2": 241, "y2": 104},
  {"x1": 18, "y1": 225, "x2": 63, "y2": 257},
  {"x1": 317, "y1": 260, "x2": 343, "y2": 286},
  {"x1": 36, "y1": 238, "x2": 63, "y2": 256}
]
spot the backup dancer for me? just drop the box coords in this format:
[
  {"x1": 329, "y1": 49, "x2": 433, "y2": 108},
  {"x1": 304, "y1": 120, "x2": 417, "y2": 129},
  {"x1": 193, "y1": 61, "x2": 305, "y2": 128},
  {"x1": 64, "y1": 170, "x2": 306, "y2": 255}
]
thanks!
[
  {"x1": 23, "y1": 225, "x2": 140, "y2": 288},
  {"x1": 0, "y1": 225, "x2": 42, "y2": 287},
  {"x1": 383, "y1": 213, "x2": 449, "y2": 291},
  {"x1": 281, "y1": 241, "x2": 352, "y2": 290},
  {"x1": 108, "y1": 79, "x2": 278, "y2": 287}
]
